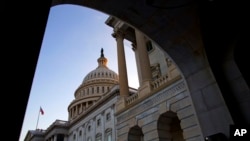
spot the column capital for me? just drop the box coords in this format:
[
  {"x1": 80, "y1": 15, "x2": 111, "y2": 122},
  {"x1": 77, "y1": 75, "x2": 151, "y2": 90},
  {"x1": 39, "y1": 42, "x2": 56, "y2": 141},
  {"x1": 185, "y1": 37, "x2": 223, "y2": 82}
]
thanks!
[{"x1": 112, "y1": 30, "x2": 125, "y2": 40}]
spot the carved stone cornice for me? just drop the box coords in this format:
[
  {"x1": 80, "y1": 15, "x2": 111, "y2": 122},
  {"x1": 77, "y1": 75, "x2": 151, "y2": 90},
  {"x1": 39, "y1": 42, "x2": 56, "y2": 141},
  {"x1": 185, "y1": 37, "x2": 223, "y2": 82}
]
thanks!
[{"x1": 112, "y1": 30, "x2": 125, "y2": 40}]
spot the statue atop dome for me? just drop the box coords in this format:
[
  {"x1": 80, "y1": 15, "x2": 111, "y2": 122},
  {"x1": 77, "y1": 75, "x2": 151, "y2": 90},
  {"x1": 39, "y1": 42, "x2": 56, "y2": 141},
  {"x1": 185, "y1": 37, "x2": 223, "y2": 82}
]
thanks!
[
  {"x1": 97, "y1": 48, "x2": 108, "y2": 68},
  {"x1": 101, "y1": 48, "x2": 104, "y2": 57}
]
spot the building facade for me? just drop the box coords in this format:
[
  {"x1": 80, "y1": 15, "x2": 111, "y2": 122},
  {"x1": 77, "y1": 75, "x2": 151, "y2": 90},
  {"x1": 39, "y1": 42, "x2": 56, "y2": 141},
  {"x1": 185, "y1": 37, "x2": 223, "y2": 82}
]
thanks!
[
  {"x1": 25, "y1": 16, "x2": 208, "y2": 141},
  {"x1": 105, "y1": 16, "x2": 203, "y2": 141}
]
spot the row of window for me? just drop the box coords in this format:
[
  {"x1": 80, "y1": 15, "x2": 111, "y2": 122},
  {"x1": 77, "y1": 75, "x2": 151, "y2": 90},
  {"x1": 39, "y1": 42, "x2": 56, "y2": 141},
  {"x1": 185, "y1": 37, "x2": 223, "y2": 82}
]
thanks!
[
  {"x1": 73, "y1": 129, "x2": 112, "y2": 141},
  {"x1": 70, "y1": 106, "x2": 111, "y2": 120},
  {"x1": 72, "y1": 112, "x2": 111, "y2": 134},
  {"x1": 96, "y1": 113, "x2": 111, "y2": 126},
  {"x1": 87, "y1": 72, "x2": 117, "y2": 79},
  {"x1": 77, "y1": 86, "x2": 111, "y2": 97},
  {"x1": 70, "y1": 101, "x2": 92, "y2": 116}
]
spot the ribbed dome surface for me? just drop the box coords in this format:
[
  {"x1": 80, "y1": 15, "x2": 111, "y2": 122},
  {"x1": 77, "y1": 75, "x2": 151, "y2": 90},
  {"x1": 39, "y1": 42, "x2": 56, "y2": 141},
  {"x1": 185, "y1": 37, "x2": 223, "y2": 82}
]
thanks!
[{"x1": 83, "y1": 67, "x2": 118, "y2": 83}]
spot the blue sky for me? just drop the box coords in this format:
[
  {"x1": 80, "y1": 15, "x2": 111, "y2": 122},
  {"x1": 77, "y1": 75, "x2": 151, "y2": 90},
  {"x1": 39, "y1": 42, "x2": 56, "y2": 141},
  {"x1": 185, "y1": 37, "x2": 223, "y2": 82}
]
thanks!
[{"x1": 19, "y1": 4, "x2": 139, "y2": 141}]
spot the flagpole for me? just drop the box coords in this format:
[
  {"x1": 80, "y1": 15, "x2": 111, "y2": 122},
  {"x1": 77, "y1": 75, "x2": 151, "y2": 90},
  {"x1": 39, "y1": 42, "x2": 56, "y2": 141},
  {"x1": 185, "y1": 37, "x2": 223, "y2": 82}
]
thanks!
[{"x1": 36, "y1": 107, "x2": 41, "y2": 130}]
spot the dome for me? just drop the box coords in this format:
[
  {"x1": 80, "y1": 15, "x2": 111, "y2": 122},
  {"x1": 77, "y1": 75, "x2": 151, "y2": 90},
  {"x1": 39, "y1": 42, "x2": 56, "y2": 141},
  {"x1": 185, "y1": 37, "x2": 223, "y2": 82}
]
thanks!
[
  {"x1": 82, "y1": 48, "x2": 118, "y2": 84},
  {"x1": 68, "y1": 48, "x2": 119, "y2": 121},
  {"x1": 83, "y1": 67, "x2": 118, "y2": 83}
]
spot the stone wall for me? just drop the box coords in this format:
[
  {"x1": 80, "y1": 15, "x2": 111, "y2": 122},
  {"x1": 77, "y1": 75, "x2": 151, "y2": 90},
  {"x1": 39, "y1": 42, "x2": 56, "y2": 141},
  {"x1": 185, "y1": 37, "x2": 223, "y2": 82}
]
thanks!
[{"x1": 116, "y1": 80, "x2": 204, "y2": 141}]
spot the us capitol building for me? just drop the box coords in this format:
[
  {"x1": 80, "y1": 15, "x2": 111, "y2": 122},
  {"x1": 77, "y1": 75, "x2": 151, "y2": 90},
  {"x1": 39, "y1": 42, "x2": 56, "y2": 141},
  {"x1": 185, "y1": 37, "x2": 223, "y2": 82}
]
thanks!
[{"x1": 24, "y1": 16, "x2": 210, "y2": 141}]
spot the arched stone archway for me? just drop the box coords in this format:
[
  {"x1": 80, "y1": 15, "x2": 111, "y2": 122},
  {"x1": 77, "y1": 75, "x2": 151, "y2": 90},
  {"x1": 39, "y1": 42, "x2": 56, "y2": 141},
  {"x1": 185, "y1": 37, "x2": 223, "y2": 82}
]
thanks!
[
  {"x1": 158, "y1": 111, "x2": 184, "y2": 141},
  {"x1": 14, "y1": 0, "x2": 249, "y2": 140},
  {"x1": 50, "y1": 0, "x2": 250, "y2": 137},
  {"x1": 47, "y1": 2, "x2": 239, "y2": 138},
  {"x1": 128, "y1": 125, "x2": 144, "y2": 141}
]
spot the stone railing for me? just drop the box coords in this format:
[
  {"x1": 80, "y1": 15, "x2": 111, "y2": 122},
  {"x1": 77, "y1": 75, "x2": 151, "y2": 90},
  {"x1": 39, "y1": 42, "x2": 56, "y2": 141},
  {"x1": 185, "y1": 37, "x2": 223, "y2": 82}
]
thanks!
[
  {"x1": 125, "y1": 74, "x2": 174, "y2": 106},
  {"x1": 126, "y1": 93, "x2": 139, "y2": 105},
  {"x1": 151, "y1": 75, "x2": 168, "y2": 89}
]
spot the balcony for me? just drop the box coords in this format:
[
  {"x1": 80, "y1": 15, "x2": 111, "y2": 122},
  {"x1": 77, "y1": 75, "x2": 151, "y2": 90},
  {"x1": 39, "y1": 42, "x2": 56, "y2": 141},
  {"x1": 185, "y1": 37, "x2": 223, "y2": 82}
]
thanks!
[{"x1": 123, "y1": 74, "x2": 182, "y2": 110}]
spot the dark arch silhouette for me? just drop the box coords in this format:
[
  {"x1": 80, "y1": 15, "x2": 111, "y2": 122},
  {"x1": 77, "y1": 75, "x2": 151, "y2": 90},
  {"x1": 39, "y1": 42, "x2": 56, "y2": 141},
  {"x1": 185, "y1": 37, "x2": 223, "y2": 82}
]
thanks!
[
  {"x1": 4, "y1": 0, "x2": 249, "y2": 140},
  {"x1": 158, "y1": 111, "x2": 184, "y2": 141},
  {"x1": 128, "y1": 125, "x2": 143, "y2": 141}
]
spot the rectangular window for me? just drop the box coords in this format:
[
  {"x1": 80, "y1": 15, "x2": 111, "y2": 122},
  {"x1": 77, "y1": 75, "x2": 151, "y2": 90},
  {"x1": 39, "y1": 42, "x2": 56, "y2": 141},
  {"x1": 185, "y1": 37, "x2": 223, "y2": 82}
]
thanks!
[
  {"x1": 97, "y1": 119, "x2": 101, "y2": 126},
  {"x1": 106, "y1": 113, "x2": 111, "y2": 121},
  {"x1": 107, "y1": 134, "x2": 111, "y2": 141}
]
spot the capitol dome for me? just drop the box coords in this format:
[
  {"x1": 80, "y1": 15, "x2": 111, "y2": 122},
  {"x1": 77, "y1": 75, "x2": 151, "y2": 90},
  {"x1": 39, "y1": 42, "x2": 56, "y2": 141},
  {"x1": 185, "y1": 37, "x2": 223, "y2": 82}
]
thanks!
[
  {"x1": 82, "y1": 49, "x2": 119, "y2": 84},
  {"x1": 68, "y1": 48, "x2": 119, "y2": 121},
  {"x1": 77, "y1": 48, "x2": 119, "y2": 95}
]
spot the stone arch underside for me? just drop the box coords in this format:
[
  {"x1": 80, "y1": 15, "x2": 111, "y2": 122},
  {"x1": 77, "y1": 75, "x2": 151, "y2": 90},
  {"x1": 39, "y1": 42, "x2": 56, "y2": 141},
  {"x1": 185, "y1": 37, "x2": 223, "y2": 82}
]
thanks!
[
  {"x1": 49, "y1": 0, "x2": 246, "y2": 138},
  {"x1": 158, "y1": 111, "x2": 184, "y2": 141}
]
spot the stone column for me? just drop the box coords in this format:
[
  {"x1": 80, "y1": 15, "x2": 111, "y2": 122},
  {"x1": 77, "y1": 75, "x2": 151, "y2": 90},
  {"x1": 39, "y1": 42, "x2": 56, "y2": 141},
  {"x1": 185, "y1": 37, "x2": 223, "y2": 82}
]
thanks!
[
  {"x1": 69, "y1": 110, "x2": 71, "y2": 119},
  {"x1": 54, "y1": 135, "x2": 57, "y2": 141},
  {"x1": 64, "y1": 135, "x2": 68, "y2": 141},
  {"x1": 77, "y1": 105, "x2": 79, "y2": 115},
  {"x1": 111, "y1": 105, "x2": 116, "y2": 141},
  {"x1": 86, "y1": 102, "x2": 89, "y2": 108},
  {"x1": 93, "y1": 119, "x2": 96, "y2": 141},
  {"x1": 101, "y1": 112, "x2": 105, "y2": 141},
  {"x1": 135, "y1": 29, "x2": 152, "y2": 95},
  {"x1": 112, "y1": 29, "x2": 129, "y2": 114},
  {"x1": 80, "y1": 104, "x2": 82, "y2": 113},
  {"x1": 112, "y1": 30, "x2": 129, "y2": 97}
]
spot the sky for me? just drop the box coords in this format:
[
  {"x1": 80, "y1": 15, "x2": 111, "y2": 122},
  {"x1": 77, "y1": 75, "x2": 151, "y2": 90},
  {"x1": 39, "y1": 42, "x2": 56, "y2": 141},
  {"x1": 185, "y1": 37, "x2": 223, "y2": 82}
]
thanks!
[{"x1": 19, "y1": 4, "x2": 139, "y2": 141}]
